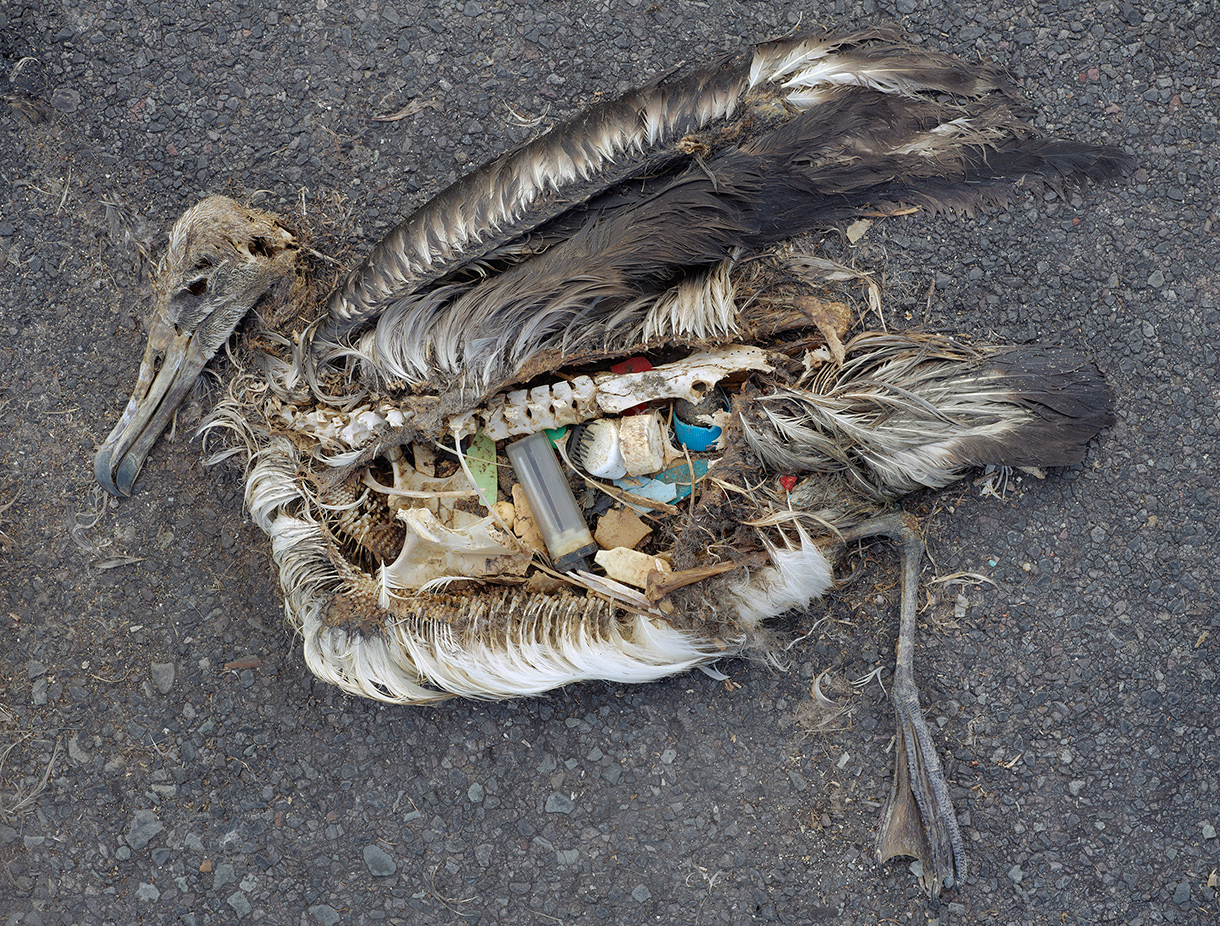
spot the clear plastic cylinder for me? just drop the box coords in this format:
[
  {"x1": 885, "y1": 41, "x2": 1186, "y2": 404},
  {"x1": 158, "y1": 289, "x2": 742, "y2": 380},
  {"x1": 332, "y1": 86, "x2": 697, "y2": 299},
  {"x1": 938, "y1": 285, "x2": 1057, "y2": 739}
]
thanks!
[{"x1": 506, "y1": 431, "x2": 597, "y2": 572}]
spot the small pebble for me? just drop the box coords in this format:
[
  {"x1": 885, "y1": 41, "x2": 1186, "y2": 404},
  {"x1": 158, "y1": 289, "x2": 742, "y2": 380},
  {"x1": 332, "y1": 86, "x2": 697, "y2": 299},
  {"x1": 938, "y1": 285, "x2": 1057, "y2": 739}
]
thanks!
[{"x1": 363, "y1": 844, "x2": 397, "y2": 877}]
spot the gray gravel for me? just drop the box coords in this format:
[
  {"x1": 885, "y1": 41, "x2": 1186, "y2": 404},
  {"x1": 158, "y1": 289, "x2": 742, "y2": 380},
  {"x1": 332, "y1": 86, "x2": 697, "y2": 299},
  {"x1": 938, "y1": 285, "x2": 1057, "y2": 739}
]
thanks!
[{"x1": 2, "y1": 1, "x2": 1218, "y2": 924}]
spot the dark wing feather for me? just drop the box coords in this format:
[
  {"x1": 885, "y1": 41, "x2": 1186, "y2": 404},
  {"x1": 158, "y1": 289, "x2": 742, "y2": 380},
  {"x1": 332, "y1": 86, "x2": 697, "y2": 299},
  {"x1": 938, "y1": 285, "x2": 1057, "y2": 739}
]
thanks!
[
  {"x1": 323, "y1": 49, "x2": 759, "y2": 333},
  {"x1": 307, "y1": 30, "x2": 1129, "y2": 407},
  {"x1": 321, "y1": 28, "x2": 1021, "y2": 336},
  {"x1": 354, "y1": 87, "x2": 1129, "y2": 399}
]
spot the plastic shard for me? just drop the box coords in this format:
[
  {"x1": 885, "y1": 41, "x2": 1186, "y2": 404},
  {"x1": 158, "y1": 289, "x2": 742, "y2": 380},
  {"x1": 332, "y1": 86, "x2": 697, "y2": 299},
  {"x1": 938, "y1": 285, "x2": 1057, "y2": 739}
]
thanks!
[{"x1": 594, "y1": 547, "x2": 672, "y2": 590}]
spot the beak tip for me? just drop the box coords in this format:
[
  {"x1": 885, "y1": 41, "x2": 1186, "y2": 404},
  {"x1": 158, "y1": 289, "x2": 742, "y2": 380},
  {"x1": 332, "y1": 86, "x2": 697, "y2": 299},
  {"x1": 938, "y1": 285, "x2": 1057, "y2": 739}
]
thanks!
[
  {"x1": 115, "y1": 467, "x2": 137, "y2": 497},
  {"x1": 94, "y1": 451, "x2": 116, "y2": 496},
  {"x1": 94, "y1": 447, "x2": 135, "y2": 497}
]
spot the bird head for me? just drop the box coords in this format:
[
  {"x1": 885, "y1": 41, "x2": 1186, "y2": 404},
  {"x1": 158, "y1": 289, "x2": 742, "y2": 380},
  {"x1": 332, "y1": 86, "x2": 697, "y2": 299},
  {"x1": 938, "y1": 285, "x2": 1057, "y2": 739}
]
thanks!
[{"x1": 95, "y1": 195, "x2": 299, "y2": 495}]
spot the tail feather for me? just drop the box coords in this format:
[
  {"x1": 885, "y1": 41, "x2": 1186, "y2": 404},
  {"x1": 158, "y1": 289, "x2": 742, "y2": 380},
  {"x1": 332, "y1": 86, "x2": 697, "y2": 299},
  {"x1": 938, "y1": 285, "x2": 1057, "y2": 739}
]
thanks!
[
  {"x1": 970, "y1": 345, "x2": 1117, "y2": 466},
  {"x1": 741, "y1": 334, "x2": 1113, "y2": 497}
]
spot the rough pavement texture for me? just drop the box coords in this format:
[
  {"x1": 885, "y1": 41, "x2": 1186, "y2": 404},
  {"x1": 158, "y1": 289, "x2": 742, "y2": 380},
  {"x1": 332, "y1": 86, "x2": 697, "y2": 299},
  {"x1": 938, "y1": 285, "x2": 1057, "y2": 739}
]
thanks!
[{"x1": 1, "y1": 1, "x2": 1217, "y2": 924}]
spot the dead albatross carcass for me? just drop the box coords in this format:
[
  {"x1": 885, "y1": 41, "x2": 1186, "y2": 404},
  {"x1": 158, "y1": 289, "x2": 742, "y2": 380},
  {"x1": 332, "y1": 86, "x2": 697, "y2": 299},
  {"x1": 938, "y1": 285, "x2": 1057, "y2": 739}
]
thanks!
[{"x1": 94, "y1": 30, "x2": 1128, "y2": 895}]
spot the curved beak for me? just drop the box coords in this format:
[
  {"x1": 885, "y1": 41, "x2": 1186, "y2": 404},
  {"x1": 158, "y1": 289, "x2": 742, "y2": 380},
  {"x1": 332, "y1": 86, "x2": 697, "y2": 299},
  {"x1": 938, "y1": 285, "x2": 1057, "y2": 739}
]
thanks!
[{"x1": 94, "y1": 313, "x2": 209, "y2": 496}]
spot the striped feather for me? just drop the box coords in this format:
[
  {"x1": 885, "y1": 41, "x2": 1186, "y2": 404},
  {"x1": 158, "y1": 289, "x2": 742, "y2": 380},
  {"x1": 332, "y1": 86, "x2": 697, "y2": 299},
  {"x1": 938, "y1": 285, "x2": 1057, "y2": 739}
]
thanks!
[{"x1": 740, "y1": 333, "x2": 1114, "y2": 497}]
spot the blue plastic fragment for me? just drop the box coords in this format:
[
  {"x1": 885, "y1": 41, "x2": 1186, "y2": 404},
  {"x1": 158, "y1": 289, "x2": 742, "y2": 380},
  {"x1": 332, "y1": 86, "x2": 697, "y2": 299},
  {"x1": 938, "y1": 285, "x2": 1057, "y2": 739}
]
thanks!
[
  {"x1": 614, "y1": 459, "x2": 709, "y2": 509},
  {"x1": 673, "y1": 416, "x2": 721, "y2": 452}
]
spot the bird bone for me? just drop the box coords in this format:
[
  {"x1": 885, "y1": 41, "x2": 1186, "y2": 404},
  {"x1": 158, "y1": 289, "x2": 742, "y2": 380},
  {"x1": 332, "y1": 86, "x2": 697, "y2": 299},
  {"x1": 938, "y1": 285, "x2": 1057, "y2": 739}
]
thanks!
[
  {"x1": 380, "y1": 507, "x2": 531, "y2": 599},
  {"x1": 451, "y1": 345, "x2": 774, "y2": 440}
]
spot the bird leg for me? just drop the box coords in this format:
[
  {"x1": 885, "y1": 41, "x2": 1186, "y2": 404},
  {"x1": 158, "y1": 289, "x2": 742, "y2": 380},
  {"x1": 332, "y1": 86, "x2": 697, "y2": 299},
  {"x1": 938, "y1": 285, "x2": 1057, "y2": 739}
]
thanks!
[{"x1": 832, "y1": 511, "x2": 966, "y2": 896}]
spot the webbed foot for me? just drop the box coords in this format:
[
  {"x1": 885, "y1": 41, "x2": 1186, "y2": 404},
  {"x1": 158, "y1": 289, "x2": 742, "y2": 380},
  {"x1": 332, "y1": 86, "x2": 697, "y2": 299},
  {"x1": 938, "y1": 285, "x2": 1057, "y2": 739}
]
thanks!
[{"x1": 877, "y1": 673, "x2": 966, "y2": 895}]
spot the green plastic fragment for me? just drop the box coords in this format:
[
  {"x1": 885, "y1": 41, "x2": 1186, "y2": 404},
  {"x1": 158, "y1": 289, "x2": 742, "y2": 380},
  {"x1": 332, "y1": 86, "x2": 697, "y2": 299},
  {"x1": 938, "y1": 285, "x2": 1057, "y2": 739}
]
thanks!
[{"x1": 466, "y1": 429, "x2": 499, "y2": 509}]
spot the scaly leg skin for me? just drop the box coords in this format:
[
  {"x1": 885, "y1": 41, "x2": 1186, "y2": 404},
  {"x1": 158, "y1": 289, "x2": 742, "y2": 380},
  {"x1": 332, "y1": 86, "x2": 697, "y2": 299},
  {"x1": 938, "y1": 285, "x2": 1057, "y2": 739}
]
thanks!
[{"x1": 834, "y1": 512, "x2": 967, "y2": 896}]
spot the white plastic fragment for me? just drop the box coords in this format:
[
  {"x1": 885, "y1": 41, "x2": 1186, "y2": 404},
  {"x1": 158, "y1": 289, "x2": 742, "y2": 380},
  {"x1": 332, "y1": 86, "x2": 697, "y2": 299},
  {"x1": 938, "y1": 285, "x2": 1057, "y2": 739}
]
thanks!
[
  {"x1": 573, "y1": 410, "x2": 669, "y2": 479},
  {"x1": 574, "y1": 420, "x2": 627, "y2": 479},
  {"x1": 594, "y1": 547, "x2": 671, "y2": 590},
  {"x1": 617, "y1": 410, "x2": 666, "y2": 476}
]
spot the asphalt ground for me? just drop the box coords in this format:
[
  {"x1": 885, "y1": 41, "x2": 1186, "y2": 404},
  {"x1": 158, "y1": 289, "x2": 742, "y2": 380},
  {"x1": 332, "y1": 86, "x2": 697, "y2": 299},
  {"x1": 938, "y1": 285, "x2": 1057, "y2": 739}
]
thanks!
[{"x1": 1, "y1": 1, "x2": 1217, "y2": 924}]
